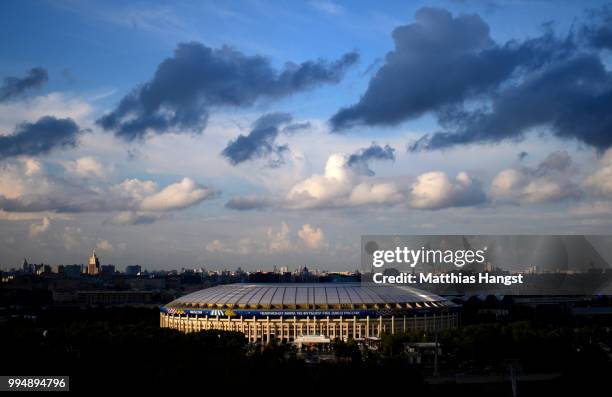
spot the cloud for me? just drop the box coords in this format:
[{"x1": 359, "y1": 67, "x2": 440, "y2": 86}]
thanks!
[
  {"x1": 580, "y1": 5, "x2": 612, "y2": 50},
  {"x1": 62, "y1": 226, "x2": 83, "y2": 250},
  {"x1": 286, "y1": 153, "x2": 404, "y2": 209},
  {"x1": 347, "y1": 143, "x2": 395, "y2": 176},
  {"x1": 139, "y1": 177, "x2": 217, "y2": 211},
  {"x1": 205, "y1": 239, "x2": 225, "y2": 253},
  {"x1": 490, "y1": 151, "x2": 579, "y2": 204},
  {"x1": 298, "y1": 224, "x2": 326, "y2": 249},
  {"x1": 330, "y1": 7, "x2": 557, "y2": 130},
  {"x1": 0, "y1": 67, "x2": 48, "y2": 102},
  {"x1": 222, "y1": 112, "x2": 293, "y2": 166},
  {"x1": 96, "y1": 239, "x2": 113, "y2": 252},
  {"x1": 267, "y1": 222, "x2": 292, "y2": 253},
  {"x1": 226, "y1": 145, "x2": 404, "y2": 211},
  {"x1": 0, "y1": 116, "x2": 82, "y2": 159},
  {"x1": 62, "y1": 156, "x2": 110, "y2": 179},
  {"x1": 0, "y1": 93, "x2": 92, "y2": 131},
  {"x1": 330, "y1": 7, "x2": 612, "y2": 151},
  {"x1": 97, "y1": 41, "x2": 358, "y2": 140},
  {"x1": 410, "y1": 55, "x2": 612, "y2": 151},
  {"x1": 584, "y1": 149, "x2": 612, "y2": 198},
  {"x1": 29, "y1": 216, "x2": 50, "y2": 237},
  {"x1": 0, "y1": 160, "x2": 218, "y2": 214},
  {"x1": 310, "y1": 1, "x2": 345, "y2": 16},
  {"x1": 570, "y1": 201, "x2": 612, "y2": 217},
  {"x1": 107, "y1": 211, "x2": 163, "y2": 225},
  {"x1": 409, "y1": 171, "x2": 485, "y2": 209},
  {"x1": 225, "y1": 195, "x2": 275, "y2": 211}
]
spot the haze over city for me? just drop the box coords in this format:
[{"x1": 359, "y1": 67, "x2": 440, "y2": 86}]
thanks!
[{"x1": 2, "y1": 0, "x2": 612, "y2": 269}]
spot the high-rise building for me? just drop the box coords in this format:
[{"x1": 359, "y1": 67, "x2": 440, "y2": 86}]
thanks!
[
  {"x1": 125, "y1": 264, "x2": 141, "y2": 276},
  {"x1": 100, "y1": 264, "x2": 116, "y2": 275},
  {"x1": 22, "y1": 258, "x2": 34, "y2": 274},
  {"x1": 87, "y1": 250, "x2": 101, "y2": 275}
]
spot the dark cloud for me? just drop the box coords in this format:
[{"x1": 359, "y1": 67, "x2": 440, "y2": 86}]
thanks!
[
  {"x1": 535, "y1": 150, "x2": 571, "y2": 175},
  {"x1": 0, "y1": 67, "x2": 48, "y2": 102},
  {"x1": 581, "y1": 5, "x2": 612, "y2": 50},
  {"x1": 0, "y1": 116, "x2": 82, "y2": 159},
  {"x1": 331, "y1": 6, "x2": 612, "y2": 151},
  {"x1": 409, "y1": 55, "x2": 612, "y2": 151},
  {"x1": 225, "y1": 196, "x2": 274, "y2": 211},
  {"x1": 0, "y1": 194, "x2": 111, "y2": 213},
  {"x1": 347, "y1": 143, "x2": 395, "y2": 176},
  {"x1": 330, "y1": 7, "x2": 565, "y2": 130},
  {"x1": 222, "y1": 112, "x2": 293, "y2": 166},
  {"x1": 282, "y1": 121, "x2": 311, "y2": 135},
  {"x1": 97, "y1": 42, "x2": 358, "y2": 140},
  {"x1": 518, "y1": 151, "x2": 529, "y2": 161},
  {"x1": 107, "y1": 212, "x2": 164, "y2": 226}
]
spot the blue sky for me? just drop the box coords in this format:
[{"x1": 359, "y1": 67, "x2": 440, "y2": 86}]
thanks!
[{"x1": 1, "y1": 0, "x2": 612, "y2": 270}]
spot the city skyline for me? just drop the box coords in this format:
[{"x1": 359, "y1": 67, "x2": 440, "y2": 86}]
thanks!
[{"x1": 2, "y1": 0, "x2": 612, "y2": 269}]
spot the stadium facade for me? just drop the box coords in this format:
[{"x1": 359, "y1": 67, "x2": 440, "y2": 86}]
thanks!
[{"x1": 160, "y1": 283, "x2": 459, "y2": 343}]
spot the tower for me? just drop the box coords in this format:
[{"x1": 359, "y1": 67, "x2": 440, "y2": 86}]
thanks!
[
  {"x1": 87, "y1": 249, "x2": 100, "y2": 275},
  {"x1": 22, "y1": 258, "x2": 33, "y2": 274}
]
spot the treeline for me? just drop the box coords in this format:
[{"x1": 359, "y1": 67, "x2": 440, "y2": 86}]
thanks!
[
  {"x1": 1, "y1": 307, "x2": 610, "y2": 394},
  {"x1": 0, "y1": 308, "x2": 423, "y2": 393}
]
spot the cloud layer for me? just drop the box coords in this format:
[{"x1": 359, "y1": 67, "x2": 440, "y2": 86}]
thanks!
[{"x1": 0, "y1": 159, "x2": 217, "y2": 217}]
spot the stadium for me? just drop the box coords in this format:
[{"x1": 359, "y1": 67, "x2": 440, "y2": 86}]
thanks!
[{"x1": 160, "y1": 283, "x2": 459, "y2": 343}]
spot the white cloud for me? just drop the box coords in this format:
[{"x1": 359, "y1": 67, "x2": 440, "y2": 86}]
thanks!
[
  {"x1": 267, "y1": 222, "x2": 292, "y2": 253},
  {"x1": 228, "y1": 152, "x2": 486, "y2": 211},
  {"x1": 62, "y1": 226, "x2": 83, "y2": 251},
  {"x1": 310, "y1": 1, "x2": 345, "y2": 15},
  {"x1": 96, "y1": 239, "x2": 113, "y2": 252},
  {"x1": 29, "y1": 216, "x2": 50, "y2": 237},
  {"x1": 285, "y1": 153, "x2": 403, "y2": 209},
  {"x1": 23, "y1": 158, "x2": 42, "y2": 176},
  {"x1": 570, "y1": 201, "x2": 612, "y2": 216},
  {"x1": 0, "y1": 157, "x2": 217, "y2": 215},
  {"x1": 584, "y1": 149, "x2": 612, "y2": 198},
  {"x1": 298, "y1": 224, "x2": 326, "y2": 249},
  {"x1": 111, "y1": 178, "x2": 159, "y2": 201},
  {"x1": 409, "y1": 171, "x2": 484, "y2": 209},
  {"x1": 62, "y1": 156, "x2": 110, "y2": 179},
  {"x1": 205, "y1": 239, "x2": 225, "y2": 253},
  {"x1": 0, "y1": 92, "x2": 92, "y2": 130},
  {"x1": 490, "y1": 151, "x2": 579, "y2": 204},
  {"x1": 140, "y1": 177, "x2": 218, "y2": 211}
]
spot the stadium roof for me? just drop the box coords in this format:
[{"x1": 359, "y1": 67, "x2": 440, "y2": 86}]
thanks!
[{"x1": 166, "y1": 283, "x2": 451, "y2": 310}]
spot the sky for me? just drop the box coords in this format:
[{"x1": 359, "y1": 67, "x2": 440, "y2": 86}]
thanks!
[{"x1": 1, "y1": 0, "x2": 612, "y2": 271}]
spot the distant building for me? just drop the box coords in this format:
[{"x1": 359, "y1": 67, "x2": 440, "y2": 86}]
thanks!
[
  {"x1": 125, "y1": 265, "x2": 142, "y2": 276},
  {"x1": 87, "y1": 250, "x2": 101, "y2": 275},
  {"x1": 22, "y1": 258, "x2": 33, "y2": 274},
  {"x1": 100, "y1": 264, "x2": 116, "y2": 275},
  {"x1": 35, "y1": 264, "x2": 52, "y2": 275},
  {"x1": 58, "y1": 264, "x2": 83, "y2": 277}
]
